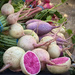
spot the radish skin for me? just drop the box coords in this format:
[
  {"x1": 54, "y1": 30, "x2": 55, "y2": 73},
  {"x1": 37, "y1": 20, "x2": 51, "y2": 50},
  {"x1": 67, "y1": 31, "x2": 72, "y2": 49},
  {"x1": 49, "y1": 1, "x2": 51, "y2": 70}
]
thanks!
[
  {"x1": 32, "y1": 48, "x2": 55, "y2": 70},
  {"x1": 9, "y1": 23, "x2": 24, "y2": 38},
  {"x1": 1, "y1": 3, "x2": 14, "y2": 16},
  {"x1": 46, "y1": 57, "x2": 71, "y2": 74},
  {"x1": 0, "y1": 46, "x2": 25, "y2": 72}
]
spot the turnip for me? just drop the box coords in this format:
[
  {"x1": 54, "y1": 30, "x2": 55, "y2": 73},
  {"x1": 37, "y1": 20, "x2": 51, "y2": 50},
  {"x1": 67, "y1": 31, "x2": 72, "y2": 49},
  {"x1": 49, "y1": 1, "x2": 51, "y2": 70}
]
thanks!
[
  {"x1": 46, "y1": 57, "x2": 71, "y2": 74},
  {"x1": 27, "y1": 21, "x2": 60, "y2": 35},
  {"x1": 48, "y1": 44, "x2": 61, "y2": 58},
  {"x1": 9, "y1": 23, "x2": 24, "y2": 38},
  {"x1": 32, "y1": 48, "x2": 55, "y2": 70},
  {"x1": 20, "y1": 51, "x2": 41, "y2": 75},
  {"x1": 1, "y1": 0, "x2": 14, "y2": 16},
  {"x1": 24, "y1": 29, "x2": 39, "y2": 43},
  {"x1": 0, "y1": 46, "x2": 25, "y2": 72},
  {"x1": 38, "y1": 36, "x2": 56, "y2": 50},
  {"x1": 17, "y1": 35, "x2": 55, "y2": 52}
]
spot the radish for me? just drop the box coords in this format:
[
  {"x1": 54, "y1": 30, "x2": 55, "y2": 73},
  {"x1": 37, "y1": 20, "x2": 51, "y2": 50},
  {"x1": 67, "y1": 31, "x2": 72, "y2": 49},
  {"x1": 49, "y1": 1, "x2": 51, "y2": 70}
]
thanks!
[
  {"x1": 48, "y1": 44, "x2": 61, "y2": 58},
  {"x1": 17, "y1": 35, "x2": 37, "y2": 51},
  {"x1": 46, "y1": 57, "x2": 71, "y2": 74},
  {"x1": 17, "y1": 35, "x2": 55, "y2": 51},
  {"x1": 1, "y1": 0, "x2": 14, "y2": 16},
  {"x1": 52, "y1": 26, "x2": 66, "y2": 34},
  {"x1": 7, "y1": 4, "x2": 25, "y2": 24},
  {"x1": 0, "y1": 46, "x2": 25, "y2": 72},
  {"x1": 38, "y1": 36, "x2": 56, "y2": 50},
  {"x1": 27, "y1": 21, "x2": 60, "y2": 35},
  {"x1": 24, "y1": 29, "x2": 39, "y2": 43},
  {"x1": 32, "y1": 48, "x2": 55, "y2": 70},
  {"x1": 20, "y1": 51, "x2": 41, "y2": 75},
  {"x1": 9, "y1": 23, "x2": 24, "y2": 38}
]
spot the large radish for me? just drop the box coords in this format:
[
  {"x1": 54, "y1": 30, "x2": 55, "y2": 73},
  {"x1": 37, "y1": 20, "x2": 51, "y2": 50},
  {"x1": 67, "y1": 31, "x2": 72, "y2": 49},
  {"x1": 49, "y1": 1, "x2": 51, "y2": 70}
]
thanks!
[
  {"x1": 32, "y1": 48, "x2": 55, "y2": 70},
  {"x1": 46, "y1": 57, "x2": 71, "y2": 74},
  {"x1": 20, "y1": 51, "x2": 41, "y2": 75},
  {"x1": 9, "y1": 23, "x2": 24, "y2": 38},
  {"x1": 0, "y1": 46, "x2": 25, "y2": 72},
  {"x1": 1, "y1": 0, "x2": 14, "y2": 16}
]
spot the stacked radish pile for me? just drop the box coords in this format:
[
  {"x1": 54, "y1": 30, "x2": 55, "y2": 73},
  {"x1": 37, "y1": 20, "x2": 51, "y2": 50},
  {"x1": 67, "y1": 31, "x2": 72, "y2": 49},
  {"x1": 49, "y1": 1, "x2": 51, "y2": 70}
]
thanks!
[{"x1": 0, "y1": 0, "x2": 74, "y2": 75}]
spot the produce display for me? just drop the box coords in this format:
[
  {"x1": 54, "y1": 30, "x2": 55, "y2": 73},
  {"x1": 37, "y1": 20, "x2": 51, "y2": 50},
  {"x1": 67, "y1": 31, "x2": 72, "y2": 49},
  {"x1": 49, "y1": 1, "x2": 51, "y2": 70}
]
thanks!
[{"x1": 0, "y1": 0, "x2": 75, "y2": 75}]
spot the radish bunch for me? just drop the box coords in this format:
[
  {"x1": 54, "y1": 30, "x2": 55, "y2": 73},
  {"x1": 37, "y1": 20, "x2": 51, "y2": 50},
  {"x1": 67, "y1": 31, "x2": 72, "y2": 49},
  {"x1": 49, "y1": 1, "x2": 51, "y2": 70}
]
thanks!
[{"x1": 0, "y1": 0, "x2": 74, "y2": 75}]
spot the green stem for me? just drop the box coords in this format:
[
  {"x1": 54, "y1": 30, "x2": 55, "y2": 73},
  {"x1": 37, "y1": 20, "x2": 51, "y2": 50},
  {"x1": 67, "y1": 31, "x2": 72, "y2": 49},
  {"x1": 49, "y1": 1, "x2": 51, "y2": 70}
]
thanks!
[
  {"x1": 0, "y1": 16, "x2": 6, "y2": 21},
  {"x1": 3, "y1": 27, "x2": 10, "y2": 31},
  {"x1": 2, "y1": 21, "x2": 8, "y2": 27},
  {"x1": 0, "y1": 40, "x2": 17, "y2": 45},
  {"x1": 2, "y1": 38, "x2": 17, "y2": 43}
]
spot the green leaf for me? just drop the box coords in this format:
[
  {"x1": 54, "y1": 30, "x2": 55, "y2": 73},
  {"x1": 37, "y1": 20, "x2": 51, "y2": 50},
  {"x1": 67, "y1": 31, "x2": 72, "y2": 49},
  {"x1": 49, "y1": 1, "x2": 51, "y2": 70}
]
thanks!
[
  {"x1": 66, "y1": 29, "x2": 73, "y2": 36},
  {"x1": 49, "y1": 9, "x2": 57, "y2": 14},
  {"x1": 54, "y1": 11, "x2": 62, "y2": 19},
  {"x1": 58, "y1": 17, "x2": 66, "y2": 24},
  {"x1": 46, "y1": 16, "x2": 52, "y2": 20},
  {"x1": 61, "y1": 0, "x2": 67, "y2": 3}
]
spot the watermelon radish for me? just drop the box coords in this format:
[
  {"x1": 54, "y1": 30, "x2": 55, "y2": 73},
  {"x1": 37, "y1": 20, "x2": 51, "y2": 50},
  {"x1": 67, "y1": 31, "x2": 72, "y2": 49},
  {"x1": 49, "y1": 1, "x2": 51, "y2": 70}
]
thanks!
[
  {"x1": 32, "y1": 48, "x2": 55, "y2": 70},
  {"x1": 46, "y1": 57, "x2": 71, "y2": 74},
  {"x1": 20, "y1": 51, "x2": 41, "y2": 75},
  {"x1": 0, "y1": 46, "x2": 25, "y2": 72}
]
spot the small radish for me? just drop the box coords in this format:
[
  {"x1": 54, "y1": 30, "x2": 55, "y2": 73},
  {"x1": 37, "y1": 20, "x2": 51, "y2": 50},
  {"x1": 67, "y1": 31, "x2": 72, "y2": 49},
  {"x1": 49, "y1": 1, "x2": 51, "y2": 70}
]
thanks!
[
  {"x1": 1, "y1": 0, "x2": 14, "y2": 16},
  {"x1": 27, "y1": 21, "x2": 60, "y2": 35},
  {"x1": 24, "y1": 29, "x2": 39, "y2": 43},
  {"x1": 32, "y1": 48, "x2": 55, "y2": 70},
  {"x1": 9, "y1": 23, "x2": 24, "y2": 38},
  {"x1": 46, "y1": 57, "x2": 71, "y2": 74},
  {"x1": 7, "y1": 4, "x2": 25, "y2": 24},
  {"x1": 38, "y1": 36, "x2": 56, "y2": 50},
  {"x1": 48, "y1": 44, "x2": 61, "y2": 58},
  {"x1": 0, "y1": 46, "x2": 25, "y2": 72},
  {"x1": 20, "y1": 51, "x2": 41, "y2": 75}
]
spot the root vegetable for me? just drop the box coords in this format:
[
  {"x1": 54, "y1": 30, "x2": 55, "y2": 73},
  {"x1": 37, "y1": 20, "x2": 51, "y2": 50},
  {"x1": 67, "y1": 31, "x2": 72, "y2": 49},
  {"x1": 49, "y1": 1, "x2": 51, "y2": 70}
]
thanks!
[
  {"x1": 52, "y1": 26, "x2": 66, "y2": 34},
  {"x1": 46, "y1": 57, "x2": 71, "y2": 74},
  {"x1": 0, "y1": 46, "x2": 25, "y2": 72},
  {"x1": 27, "y1": 21, "x2": 59, "y2": 35},
  {"x1": 48, "y1": 44, "x2": 61, "y2": 58},
  {"x1": 17, "y1": 35, "x2": 55, "y2": 52},
  {"x1": 17, "y1": 35, "x2": 37, "y2": 51},
  {"x1": 20, "y1": 51, "x2": 41, "y2": 75},
  {"x1": 24, "y1": 29, "x2": 39, "y2": 43},
  {"x1": 9, "y1": 23, "x2": 24, "y2": 38},
  {"x1": 38, "y1": 36, "x2": 56, "y2": 50},
  {"x1": 32, "y1": 48, "x2": 55, "y2": 70},
  {"x1": 1, "y1": 0, "x2": 14, "y2": 16},
  {"x1": 7, "y1": 4, "x2": 25, "y2": 24}
]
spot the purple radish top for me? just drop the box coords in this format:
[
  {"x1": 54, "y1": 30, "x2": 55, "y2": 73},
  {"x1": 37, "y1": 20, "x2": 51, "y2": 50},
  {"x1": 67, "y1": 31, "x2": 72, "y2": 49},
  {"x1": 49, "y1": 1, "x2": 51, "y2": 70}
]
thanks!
[
  {"x1": 24, "y1": 51, "x2": 41, "y2": 74},
  {"x1": 48, "y1": 57, "x2": 69, "y2": 65},
  {"x1": 27, "y1": 21, "x2": 57, "y2": 35},
  {"x1": 26, "y1": 19, "x2": 42, "y2": 25}
]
